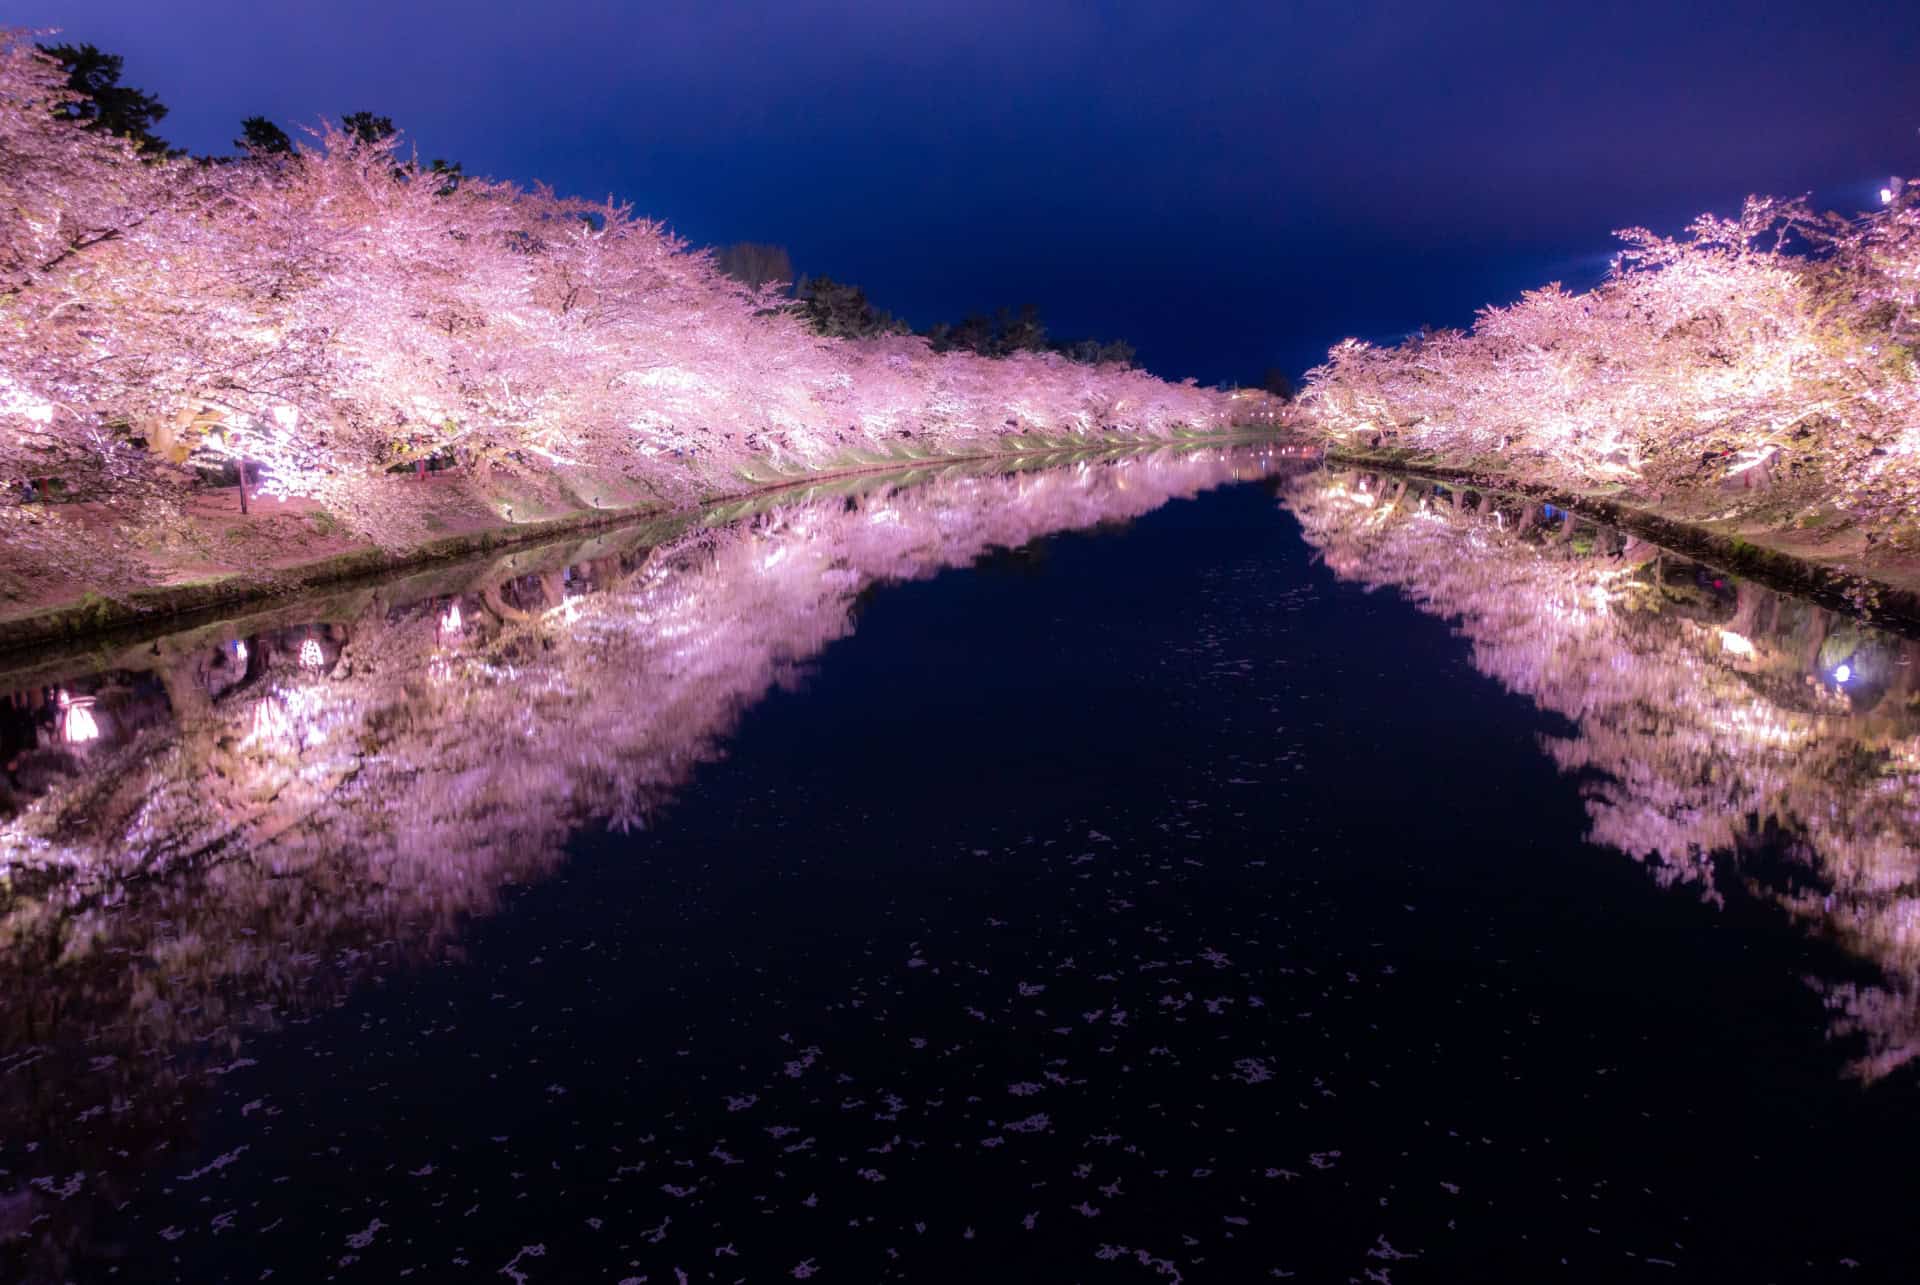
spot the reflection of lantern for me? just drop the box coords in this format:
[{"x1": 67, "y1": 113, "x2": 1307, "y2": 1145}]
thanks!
[
  {"x1": 299, "y1": 638, "x2": 324, "y2": 670},
  {"x1": 245, "y1": 697, "x2": 292, "y2": 747},
  {"x1": 56, "y1": 690, "x2": 99, "y2": 744}
]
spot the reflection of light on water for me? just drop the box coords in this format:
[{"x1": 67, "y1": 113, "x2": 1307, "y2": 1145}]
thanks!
[
  {"x1": 1712, "y1": 704, "x2": 1805, "y2": 750},
  {"x1": 243, "y1": 697, "x2": 293, "y2": 748},
  {"x1": 56, "y1": 691, "x2": 99, "y2": 744},
  {"x1": 240, "y1": 685, "x2": 337, "y2": 750},
  {"x1": 1289, "y1": 467, "x2": 1920, "y2": 1081},
  {"x1": 0, "y1": 447, "x2": 1286, "y2": 1089}
]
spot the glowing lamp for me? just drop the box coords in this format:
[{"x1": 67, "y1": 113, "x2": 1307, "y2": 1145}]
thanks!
[
  {"x1": 56, "y1": 690, "x2": 99, "y2": 744},
  {"x1": 1834, "y1": 663, "x2": 1852, "y2": 684},
  {"x1": 440, "y1": 603, "x2": 463, "y2": 633},
  {"x1": 299, "y1": 638, "x2": 324, "y2": 670}
]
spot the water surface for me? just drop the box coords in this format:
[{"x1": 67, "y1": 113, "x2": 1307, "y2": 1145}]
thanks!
[{"x1": 3, "y1": 448, "x2": 1917, "y2": 1283}]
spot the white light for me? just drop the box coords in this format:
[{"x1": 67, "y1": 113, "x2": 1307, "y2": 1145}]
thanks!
[
  {"x1": 1718, "y1": 630, "x2": 1756, "y2": 659},
  {"x1": 57, "y1": 690, "x2": 99, "y2": 744},
  {"x1": 245, "y1": 697, "x2": 292, "y2": 747},
  {"x1": 1834, "y1": 663, "x2": 1852, "y2": 684},
  {"x1": 299, "y1": 638, "x2": 324, "y2": 669},
  {"x1": 1882, "y1": 188, "x2": 1897, "y2": 206},
  {"x1": 233, "y1": 640, "x2": 248, "y2": 663},
  {"x1": 440, "y1": 603, "x2": 463, "y2": 633},
  {"x1": 272, "y1": 405, "x2": 300, "y2": 430}
]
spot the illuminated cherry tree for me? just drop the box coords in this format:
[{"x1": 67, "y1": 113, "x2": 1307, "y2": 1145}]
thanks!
[
  {"x1": 1300, "y1": 185, "x2": 1920, "y2": 529},
  {"x1": 0, "y1": 27, "x2": 1237, "y2": 582}
]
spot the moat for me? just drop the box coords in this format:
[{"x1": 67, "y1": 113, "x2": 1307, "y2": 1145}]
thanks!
[{"x1": 3, "y1": 445, "x2": 1917, "y2": 1283}]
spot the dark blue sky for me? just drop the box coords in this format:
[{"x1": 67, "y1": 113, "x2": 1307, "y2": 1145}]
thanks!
[{"x1": 19, "y1": 0, "x2": 1920, "y2": 384}]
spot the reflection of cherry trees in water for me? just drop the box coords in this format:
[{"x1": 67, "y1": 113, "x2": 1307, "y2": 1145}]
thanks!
[
  {"x1": 0, "y1": 446, "x2": 1280, "y2": 1273},
  {"x1": 1286, "y1": 469, "x2": 1920, "y2": 1082}
]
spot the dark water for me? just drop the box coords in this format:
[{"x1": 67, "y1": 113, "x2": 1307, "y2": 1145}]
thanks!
[{"x1": 3, "y1": 447, "x2": 1918, "y2": 1283}]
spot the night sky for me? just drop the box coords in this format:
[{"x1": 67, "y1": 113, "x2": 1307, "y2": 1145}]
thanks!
[{"x1": 18, "y1": 0, "x2": 1920, "y2": 385}]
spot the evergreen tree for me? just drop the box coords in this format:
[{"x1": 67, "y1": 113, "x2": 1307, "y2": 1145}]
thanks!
[
  {"x1": 236, "y1": 115, "x2": 292, "y2": 154},
  {"x1": 340, "y1": 111, "x2": 397, "y2": 146},
  {"x1": 795, "y1": 276, "x2": 910, "y2": 339},
  {"x1": 39, "y1": 42, "x2": 174, "y2": 155}
]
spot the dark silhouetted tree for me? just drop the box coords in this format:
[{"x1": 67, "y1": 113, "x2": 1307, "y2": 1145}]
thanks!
[
  {"x1": 1064, "y1": 337, "x2": 1136, "y2": 367},
  {"x1": 336, "y1": 112, "x2": 460, "y2": 191},
  {"x1": 795, "y1": 276, "x2": 909, "y2": 339},
  {"x1": 38, "y1": 42, "x2": 173, "y2": 155},
  {"x1": 929, "y1": 314, "x2": 993, "y2": 354},
  {"x1": 1260, "y1": 367, "x2": 1296, "y2": 400},
  {"x1": 235, "y1": 115, "x2": 292, "y2": 154},
  {"x1": 340, "y1": 111, "x2": 397, "y2": 146},
  {"x1": 926, "y1": 305, "x2": 1130, "y2": 365},
  {"x1": 717, "y1": 243, "x2": 793, "y2": 292},
  {"x1": 993, "y1": 304, "x2": 1047, "y2": 356}
]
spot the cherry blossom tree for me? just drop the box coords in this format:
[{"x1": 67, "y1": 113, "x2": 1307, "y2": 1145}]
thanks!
[
  {"x1": 1, "y1": 26, "x2": 1238, "y2": 582},
  {"x1": 1300, "y1": 186, "x2": 1920, "y2": 532}
]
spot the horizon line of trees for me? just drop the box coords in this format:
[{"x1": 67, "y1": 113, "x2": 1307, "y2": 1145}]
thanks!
[{"x1": 713, "y1": 243, "x2": 1141, "y2": 369}]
